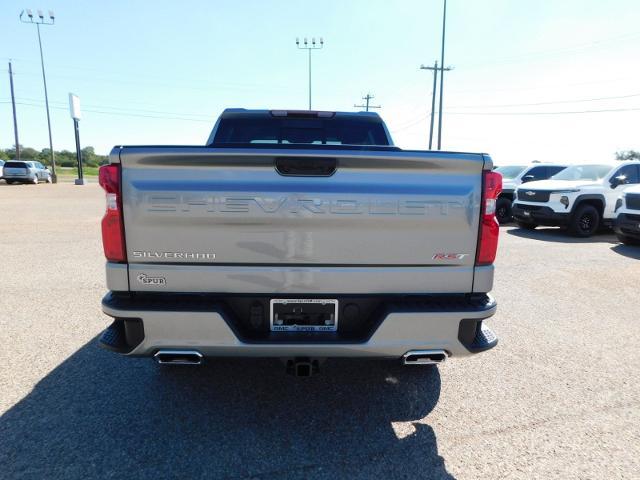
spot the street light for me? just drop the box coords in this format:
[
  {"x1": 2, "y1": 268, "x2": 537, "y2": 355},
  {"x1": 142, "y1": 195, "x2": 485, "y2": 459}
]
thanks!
[
  {"x1": 19, "y1": 8, "x2": 57, "y2": 183},
  {"x1": 295, "y1": 37, "x2": 324, "y2": 110}
]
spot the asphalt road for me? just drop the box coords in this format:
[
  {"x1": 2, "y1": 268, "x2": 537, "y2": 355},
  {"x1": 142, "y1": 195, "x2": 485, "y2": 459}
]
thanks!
[{"x1": 1, "y1": 182, "x2": 639, "y2": 479}]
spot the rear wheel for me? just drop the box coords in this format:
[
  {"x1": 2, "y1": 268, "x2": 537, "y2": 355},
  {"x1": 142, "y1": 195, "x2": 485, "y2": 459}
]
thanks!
[
  {"x1": 616, "y1": 233, "x2": 640, "y2": 246},
  {"x1": 569, "y1": 204, "x2": 600, "y2": 237},
  {"x1": 515, "y1": 220, "x2": 537, "y2": 230},
  {"x1": 496, "y1": 197, "x2": 512, "y2": 224}
]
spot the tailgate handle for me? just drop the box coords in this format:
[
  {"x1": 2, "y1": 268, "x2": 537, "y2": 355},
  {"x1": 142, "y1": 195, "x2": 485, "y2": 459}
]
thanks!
[{"x1": 275, "y1": 157, "x2": 337, "y2": 176}]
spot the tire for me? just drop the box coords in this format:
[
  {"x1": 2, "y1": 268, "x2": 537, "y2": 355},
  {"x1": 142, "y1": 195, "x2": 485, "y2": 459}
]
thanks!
[
  {"x1": 496, "y1": 197, "x2": 512, "y2": 224},
  {"x1": 32, "y1": 176, "x2": 39, "y2": 185},
  {"x1": 515, "y1": 220, "x2": 537, "y2": 230},
  {"x1": 616, "y1": 233, "x2": 640, "y2": 246},
  {"x1": 6, "y1": 180, "x2": 15, "y2": 185},
  {"x1": 569, "y1": 204, "x2": 600, "y2": 237}
]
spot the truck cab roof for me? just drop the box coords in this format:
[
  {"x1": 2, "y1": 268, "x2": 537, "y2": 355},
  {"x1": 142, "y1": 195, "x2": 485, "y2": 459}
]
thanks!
[{"x1": 206, "y1": 108, "x2": 394, "y2": 147}]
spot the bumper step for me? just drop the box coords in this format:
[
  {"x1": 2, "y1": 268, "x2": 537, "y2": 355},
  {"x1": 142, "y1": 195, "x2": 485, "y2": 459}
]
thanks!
[
  {"x1": 98, "y1": 318, "x2": 145, "y2": 354},
  {"x1": 458, "y1": 319, "x2": 498, "y2": 353},
  {"x1": 469, "y1": 322, "x2": 498, "y2": 353}
]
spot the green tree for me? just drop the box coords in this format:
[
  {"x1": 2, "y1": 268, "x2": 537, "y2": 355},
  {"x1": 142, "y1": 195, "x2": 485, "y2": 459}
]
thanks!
[
  {"x1": 2, "y1": 145, "x2": 107, "y2": 165},
  {"x1": 56, "y1": 150, "x2": 77, "y2": 167},
  {"x1": 81, "y1": 146, "x2": 100, "y2": 167},
  {"x1": 615, "y1": 150, "x2": 640, "y2": 161},
  {"x1": 21, "y1": 147, "x2": 39, "y2": 159}
]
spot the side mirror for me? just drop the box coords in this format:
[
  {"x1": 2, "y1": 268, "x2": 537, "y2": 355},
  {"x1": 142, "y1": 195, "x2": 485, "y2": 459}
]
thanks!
[
  {"x1": 521, "y1": 175, "x2": 535, "y2": 183},
  {"x1": 610, "y1": 175, "x2": 626, "y2": 188}
]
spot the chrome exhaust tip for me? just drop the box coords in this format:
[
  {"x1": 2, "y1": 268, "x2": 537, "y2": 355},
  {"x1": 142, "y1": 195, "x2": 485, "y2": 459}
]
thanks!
[
  {"x1": 402, "y1": 350, "x2": 447, "y2": 365},
  {"x1": 154, "y1": 350, "x2": 203, "y2": 365}
]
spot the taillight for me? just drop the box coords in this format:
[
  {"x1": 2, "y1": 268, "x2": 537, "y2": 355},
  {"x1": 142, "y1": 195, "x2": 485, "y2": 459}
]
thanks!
[
  {"x1": 98, "y1": 164, "x2": 127, "y2": 262},
  {"x1": 476, "y1": 170, "x2": 502, "y2": 265}
]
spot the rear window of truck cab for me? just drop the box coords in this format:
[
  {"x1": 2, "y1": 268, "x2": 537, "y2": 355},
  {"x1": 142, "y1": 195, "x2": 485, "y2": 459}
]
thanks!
[{"x1": 211, "y1": 115, "x2": 390, "y2": 146}]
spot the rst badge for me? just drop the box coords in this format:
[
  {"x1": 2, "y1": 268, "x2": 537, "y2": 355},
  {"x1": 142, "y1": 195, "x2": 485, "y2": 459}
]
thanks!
[{"x1": 432, "y1": 253, "x2": 468, "y2": 260}]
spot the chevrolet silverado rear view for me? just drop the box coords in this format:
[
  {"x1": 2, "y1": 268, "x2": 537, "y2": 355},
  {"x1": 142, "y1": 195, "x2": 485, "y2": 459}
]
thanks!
[{"x1": 98, "y1": 109, "x2": 501, "y2": 375}]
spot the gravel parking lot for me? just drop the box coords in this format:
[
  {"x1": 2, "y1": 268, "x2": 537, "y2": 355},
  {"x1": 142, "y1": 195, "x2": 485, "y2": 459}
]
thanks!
[{"x1": 1, "y1": 182, "x2": 639, "y2": 479}]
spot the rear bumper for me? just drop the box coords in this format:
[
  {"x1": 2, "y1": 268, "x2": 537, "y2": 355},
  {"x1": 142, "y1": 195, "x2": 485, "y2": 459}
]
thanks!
[
  {"x1": 3, "y1": 173, "x2": 35, "y2": 181},
  {"x1": 100, "y1": 292, "x2": 498, "y2": 359},
  {"x1": 614, "y1": 213, "x2": 640, "y2": 239},
  {"x1": 512, "y1": 203, "x2": 570, "y2": 226}
]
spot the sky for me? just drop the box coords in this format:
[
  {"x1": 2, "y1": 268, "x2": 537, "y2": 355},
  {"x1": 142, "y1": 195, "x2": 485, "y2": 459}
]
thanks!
[{"x1": 1, "y1": 0, "x2": 640, "y2": 165}]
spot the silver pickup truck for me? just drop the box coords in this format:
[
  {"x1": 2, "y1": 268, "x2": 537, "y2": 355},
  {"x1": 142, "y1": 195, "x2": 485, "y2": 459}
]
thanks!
[{"x1": 98, "y1": 109, "x2": 501, "y2": 375}]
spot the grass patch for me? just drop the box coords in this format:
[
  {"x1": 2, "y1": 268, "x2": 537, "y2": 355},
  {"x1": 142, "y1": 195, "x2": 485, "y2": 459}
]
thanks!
[{"x1": 55, "y1": 166, "x2": 100, "y2": 177}]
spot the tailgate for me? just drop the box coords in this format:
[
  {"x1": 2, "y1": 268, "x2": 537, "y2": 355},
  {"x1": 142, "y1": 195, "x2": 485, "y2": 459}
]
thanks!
[{"x1": 118, "y1": 147, "x2": 485, "y2": 291}]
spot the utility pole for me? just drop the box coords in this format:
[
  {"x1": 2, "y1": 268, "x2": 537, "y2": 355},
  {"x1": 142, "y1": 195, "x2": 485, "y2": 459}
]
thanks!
[
  {"x1": 420, "y1": 61, "x2": 452, "y2": 149},
  {"x1": 437, "y1": 0, "x2": 447, "y2": 150},
  {"x1": 296, "y1": 37, "x2": 324, "y2": 110},
  {"x1": 354, "y1": 93, "x2": 381, "y2": 112},
  {"x1": 20, "y1": 8, "x2": 57, "y2": 182},
  {"x1": 8, "y1": 61, "x2": 20, "y2": 159}
]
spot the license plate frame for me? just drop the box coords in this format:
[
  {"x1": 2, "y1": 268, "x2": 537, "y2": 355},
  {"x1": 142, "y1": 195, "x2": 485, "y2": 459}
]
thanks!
[{"x1": 270, "y1": 299, "x2": 338, "y2": 332}]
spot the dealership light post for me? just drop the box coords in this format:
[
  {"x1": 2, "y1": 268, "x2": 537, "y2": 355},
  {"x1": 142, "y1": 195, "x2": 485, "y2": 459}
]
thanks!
[
  {"x1": 19, "y1": 8, "x2": 57, "y2": 183},
  {"x1": 296, "y1": 37, "x2": 323, "y2": 110},
  {"x1": 68, "y1": 93, "x2": 85, "y2": 185}
]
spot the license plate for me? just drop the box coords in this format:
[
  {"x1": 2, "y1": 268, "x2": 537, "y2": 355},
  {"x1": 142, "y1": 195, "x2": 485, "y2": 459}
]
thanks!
[
  {"x1": 270, "y1": 299, "x2": 338, "y2": 332},
  {"x1": 523, "y1": 211, "x2": 531, "y2": 217}
]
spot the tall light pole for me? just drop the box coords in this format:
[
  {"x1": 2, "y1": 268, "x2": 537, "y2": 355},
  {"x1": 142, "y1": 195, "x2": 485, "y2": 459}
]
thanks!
[
  {"x1": 296, "y1": 37, "x2": 323, "y2": 110},
  {"x1": 437, "y1": 0, "x2": 447, "y2": 150},
  {"x1": 20, "y1": 8, "x2": 57, "y2": 183}
]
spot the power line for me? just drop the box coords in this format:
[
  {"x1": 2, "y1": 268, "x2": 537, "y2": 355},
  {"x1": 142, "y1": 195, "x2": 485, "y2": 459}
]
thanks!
[
  {"x1": 446, "y1": 107, "x2": 640, "y2": 116},
  {"x1": 11, "y1": 68, "x2": 290, "y2": 93},
  {"x1": 447, "y1": 76, "x2": 631, "y2": 96},
  {"x1": 390, "y1": 116, "x2": 429, "y2": 134},
  {"x1": 390, "y1": 107, "x2": 640, "y2": 134},
  {"x1": 461, "y1": 29, "x2": 640, "y2": 70},
  {"x1": 2, "y1": 95, "x2": 215, "y2": 118},
  {"x1": 6, "y1": 100, "x2": 213, "y2": 122},
  {"x1": 448, "y1": 92, "x2": 640, "y2": 109}
]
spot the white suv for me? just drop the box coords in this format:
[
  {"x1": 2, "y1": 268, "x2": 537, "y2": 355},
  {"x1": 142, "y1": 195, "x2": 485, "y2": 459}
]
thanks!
[
  {"x1": 512, "y1": 161, "x2": 640, "y2": 237},
  {"x1": 2, "y1": 160, "x2": 52, "y2": 184},
  {"x1": 494, "y1": 163, "x2": 567, "y2": 224},
  {"x1": 614, "y1": 184, "x2": 640, "y2": 245}
]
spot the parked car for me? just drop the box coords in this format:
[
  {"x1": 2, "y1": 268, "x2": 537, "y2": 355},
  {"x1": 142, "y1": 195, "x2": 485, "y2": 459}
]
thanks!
[
  {"x1": 2, "y1": 160, "x2": 52, "y2": 184},
  {"x1": 98, "y1": 108, "x2": 502, "y2": 375},
  {"x1": 512, "y1": 161, "x2": 640, "y2": 237},
  {"x1": 494, "y1": 163, "x2": 568, "y2": 224},
  {"x1": 614, "y1": 184, "x2": 640, "y2": 245}
]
